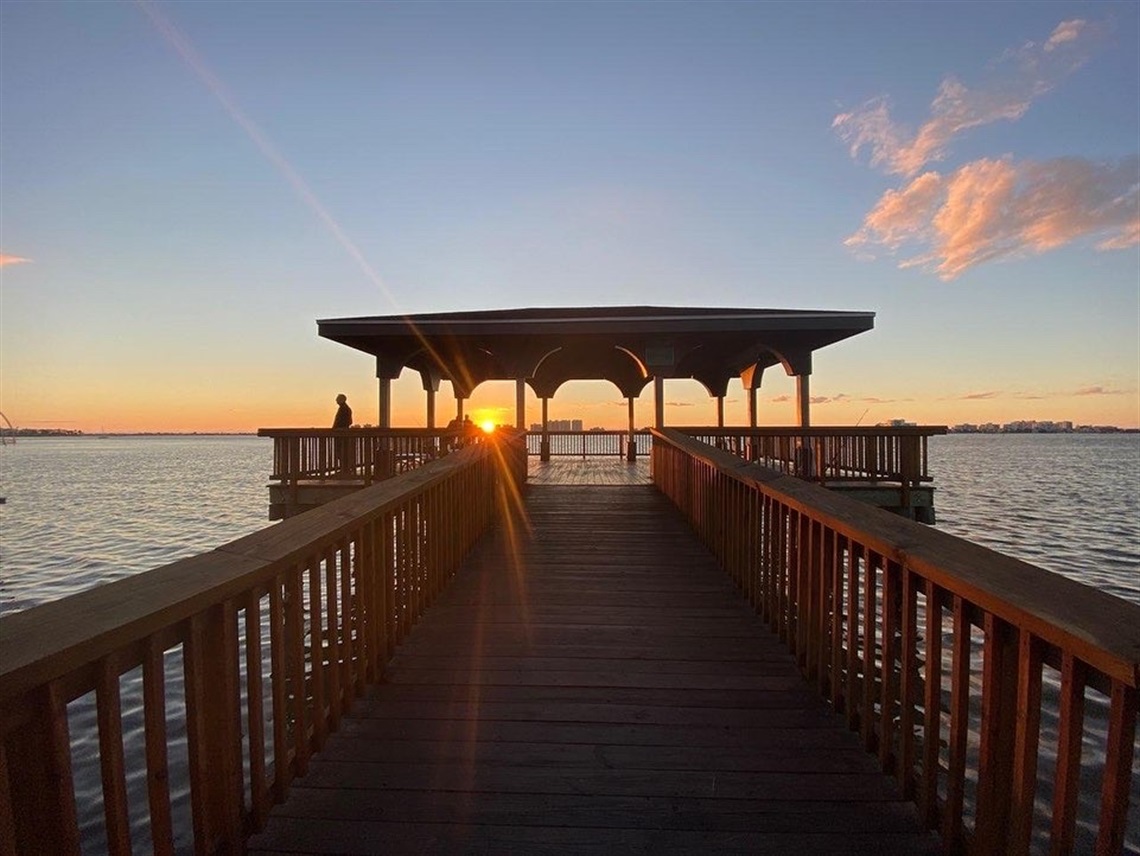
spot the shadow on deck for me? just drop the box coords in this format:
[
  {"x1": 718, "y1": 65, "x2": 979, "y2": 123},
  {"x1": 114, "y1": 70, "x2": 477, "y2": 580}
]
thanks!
[{"x1": 249, "y1": 480, "x2": 940, "y2": 855}]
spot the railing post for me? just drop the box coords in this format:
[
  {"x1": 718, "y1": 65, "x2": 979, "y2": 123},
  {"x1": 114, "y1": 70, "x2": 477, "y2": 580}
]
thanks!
[{"x1": 185, "y1": 603, "x2": 244, "y2": 855}]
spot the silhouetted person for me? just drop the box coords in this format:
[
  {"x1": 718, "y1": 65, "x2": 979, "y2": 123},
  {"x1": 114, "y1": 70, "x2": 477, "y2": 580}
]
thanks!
[
  {"x1": 332, "y1": 394, "x2": 353, "y2": 474},
  {"x1": 332, "y1": 394, "x2": 353, "y2": 429}
]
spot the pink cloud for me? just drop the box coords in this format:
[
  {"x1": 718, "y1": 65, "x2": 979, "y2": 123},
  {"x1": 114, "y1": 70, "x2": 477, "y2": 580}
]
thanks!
[
  {"x1": 834, "y1": 19, "x2": 1102, "y2": 177},
  {"x1": 848, "y1": 155, "x2": 1139, "y2": 279},
  {"x1": 770, "y1": 394, "x2": 792, "y2": 403},
  {"x1": 0, "y1": 254, "x2": 31, "y2": 267},
  {"x1": 960, "y1": 391, "x2": 1002, "y2": 400},
  {"x1": 1045, "y1": 19, "x2": 1086, "y2": 52}
]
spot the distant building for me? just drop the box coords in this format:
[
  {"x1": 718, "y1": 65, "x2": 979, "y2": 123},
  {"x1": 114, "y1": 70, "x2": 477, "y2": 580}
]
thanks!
[{"x1": 535, "y1": 419, "x2": 586, "y2": 431}]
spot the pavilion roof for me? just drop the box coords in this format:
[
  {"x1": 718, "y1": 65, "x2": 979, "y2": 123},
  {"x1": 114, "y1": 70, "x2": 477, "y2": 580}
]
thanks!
[{"x1": 317, "y1": 305, "x2": 874, "y2": 398}]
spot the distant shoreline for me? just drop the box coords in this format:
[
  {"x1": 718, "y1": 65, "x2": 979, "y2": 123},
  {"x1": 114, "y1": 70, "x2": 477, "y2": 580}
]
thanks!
[{"x1": 2, "y1": 430, "x2": 258, "y2": 438}]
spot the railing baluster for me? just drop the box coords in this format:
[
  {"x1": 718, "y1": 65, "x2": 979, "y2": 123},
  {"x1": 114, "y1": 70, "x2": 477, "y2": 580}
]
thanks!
[
  {"x1": 342, "y1": 535, "x2": 359, "y2": 700},
  {"x1": 308, "y1": 556, "x2": 327, "y2": 749},
  {"x1": 943, "y1": 595, "x2": 970, "y2": 851},
  {"x1": 920, "y1": 580, "x2": 943, "y2": 829},
  {"x1": 1096, "y1": 680, "x2": 1138, "y2": 855},
  {"x1": 244, "y1": 590, "x2": 269, "y2": 833},
  {"x1": 1050, "y1": 653, "x2": 1087, "y2": 854},
  {"x1": 860, "y1": 550, "x2": 878, "y2": 751},
  {"x1": 285, "y1": 566, "x2": 309, "y2": 777},
  {"x1": 879, "y1": 559, "x2": 899, "y2": 771},
  {"x1": 96, "y1": 657, "x2": 131, "y2": 855},
  {"x1": 268, "y1": 579, "x2": 289, "y2": 802},
  {"x1": 829, "y1": 532, "x2": 844, "y2": 710},
  {"x1": 976, "y1": 613, "x2": 1019, "y2": 846},
  {"x1": 1009, "y1": 630, "x2": 1043, "y2": 855},
  {"x1": 845, "y1": 541, "x2": 861, "y2": 731},
  {"x1": 897, "y1": 564, "x2": 918, "y2": 796}
]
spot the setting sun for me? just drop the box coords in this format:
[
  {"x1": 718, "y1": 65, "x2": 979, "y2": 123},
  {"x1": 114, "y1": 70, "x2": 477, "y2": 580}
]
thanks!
[{"x1": 480, "y1": 420, "x2": 496, "y2": 434}]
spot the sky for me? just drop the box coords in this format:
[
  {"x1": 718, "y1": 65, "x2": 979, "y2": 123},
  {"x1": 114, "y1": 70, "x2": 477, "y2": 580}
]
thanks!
[{"x1": 1, "y1": 0, "x2": 1138, "y2": 433}]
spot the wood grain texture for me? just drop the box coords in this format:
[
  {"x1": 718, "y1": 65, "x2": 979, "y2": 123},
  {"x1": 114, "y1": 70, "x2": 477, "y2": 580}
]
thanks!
[{"x1": 249, "y1": 484, "x2": 938, "y2": 854}]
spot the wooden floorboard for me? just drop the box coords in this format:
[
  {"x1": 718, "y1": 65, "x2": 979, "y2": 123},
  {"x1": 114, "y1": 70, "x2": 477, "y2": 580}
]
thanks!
[{"x1": 249, "y1": 484, "x2": 940, "y2": 855}]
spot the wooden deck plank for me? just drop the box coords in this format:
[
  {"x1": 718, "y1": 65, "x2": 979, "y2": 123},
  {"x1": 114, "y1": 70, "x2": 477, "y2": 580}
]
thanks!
[{"x1": 248, "y1": 484, "x2": 938, "y2": 855}]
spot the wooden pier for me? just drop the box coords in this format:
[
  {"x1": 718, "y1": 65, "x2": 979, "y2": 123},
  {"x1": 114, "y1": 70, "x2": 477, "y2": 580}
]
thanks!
[
  {"x1": 249, "y1": 482, "x2": 938, "y2": 854},
  {"x1": 1, "y1": 429, "x2": 1137, "y2": 855}
]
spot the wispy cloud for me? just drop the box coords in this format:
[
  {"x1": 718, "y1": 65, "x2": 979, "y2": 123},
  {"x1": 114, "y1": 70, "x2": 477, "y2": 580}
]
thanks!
[
  {"x1": 834, "y1": 20, "x2": 1102, "y2": 177},
  {"x1": 1073, "y1": 385, "x2": 1126, "y2": 396},
  {"x1": 959, "y1": 391, "x2": 1002, "y2": 400},
  {"x1": 837, "y1": 20, "x2": 1137, "y2": 278},
  {"x1": 848, "y1": 156, "x2": 1140, "y2": 279},
  {"x1": 0, "y1": 254, "x2": 32, "y2": 267}
]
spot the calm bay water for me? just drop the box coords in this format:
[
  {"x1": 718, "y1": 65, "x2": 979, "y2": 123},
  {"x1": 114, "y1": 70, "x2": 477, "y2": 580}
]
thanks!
[
  {"x1": 0, "y1": 435, "x2": 271, "y2": 615},
  {"x1": 5, "y1": 433, "x2": 1136, "y2": 612},
  {"x1": 0, "y1": 432, "x2": 1137, "y2": 852}
]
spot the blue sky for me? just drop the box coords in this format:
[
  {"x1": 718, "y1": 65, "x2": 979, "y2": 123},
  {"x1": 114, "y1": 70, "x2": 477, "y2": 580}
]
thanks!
[{"x1": 2, "y1": 1, "x2": 1137, "y2": 431}]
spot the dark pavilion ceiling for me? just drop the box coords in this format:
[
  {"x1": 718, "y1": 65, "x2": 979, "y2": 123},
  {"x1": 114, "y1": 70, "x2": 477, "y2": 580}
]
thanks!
[{"x1": 317, "y1": 306, "x2": 875, "y2": 399}]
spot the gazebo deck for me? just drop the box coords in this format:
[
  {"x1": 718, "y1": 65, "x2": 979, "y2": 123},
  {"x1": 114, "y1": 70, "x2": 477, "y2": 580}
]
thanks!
[{"x1": 249, "y1": 482, "x2": 939, "y2": 855}]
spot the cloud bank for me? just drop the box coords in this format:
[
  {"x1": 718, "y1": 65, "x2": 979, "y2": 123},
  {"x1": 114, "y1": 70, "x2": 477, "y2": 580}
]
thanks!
[{"x1": 836, "y1": 20, "x2": 1139, "y2": 279}]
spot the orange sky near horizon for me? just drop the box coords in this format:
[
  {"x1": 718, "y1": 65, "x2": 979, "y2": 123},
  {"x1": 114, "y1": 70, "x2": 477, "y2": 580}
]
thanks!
[{"x1": 9, "y1": 370, "x2": 1135, "y2": 435}]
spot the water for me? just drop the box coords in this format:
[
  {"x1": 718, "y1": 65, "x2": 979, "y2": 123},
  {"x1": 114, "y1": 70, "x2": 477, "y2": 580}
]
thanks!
[
  {"x1": 928, "y1": 433, "x2": 1140, "y2": 606},
  {"x1": 0, "y1": 435, "x2": 271, "y2": 615},
  {"x1": 1, "y1": 432, "x2": 1138, "y2": 852}
]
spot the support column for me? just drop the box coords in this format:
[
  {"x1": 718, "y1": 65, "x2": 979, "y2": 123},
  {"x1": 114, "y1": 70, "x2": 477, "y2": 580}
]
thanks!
[
  {"x1": 748, "y1": 388, "x2": 758, "y2": 428},
  {"x1": 626, "y1": 397, "x2": 636, "y2": 461},
  {"x1": 654, "y1": 377, "x2": 665, "y2": 429},
  {"x1": 456, "y1": 397, "x2": 465, "y2": 421},
  {"x1": 796, "y1": 374, "x2": 811, "y2": 427},
  {"x1": 716, "y1": 396, "x2": 725, "y2": 428},
  {"x1": 377, "y1": 377, "x2": 391, "y2": 428},
  {"x1": 516, "y1": 378, "x2": 526, "y2": 430},
  {"x1": 540, "y1": 397, "x2": 550, "y2": 461},
  {"x1": 425, "y1": 388, "x2": 436, "y2": 429}
]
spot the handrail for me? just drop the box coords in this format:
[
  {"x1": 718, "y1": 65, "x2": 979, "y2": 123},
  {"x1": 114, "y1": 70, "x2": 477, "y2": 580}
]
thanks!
[
  {"x1": 673, "y1": 425, "x2": 947, "y2": 485},
  {"x1": 256, "y1": 427, "x2": 479, "y2": 485},
  {"x1": 0, "y1": 431, "x2": 527, "y2": 855},
  {"x1": 524, "y1": 429, "x2": 650, "y2": 458},
  {"x1": 651, "y1": 428, "x2": 1138, "y2": 854}
]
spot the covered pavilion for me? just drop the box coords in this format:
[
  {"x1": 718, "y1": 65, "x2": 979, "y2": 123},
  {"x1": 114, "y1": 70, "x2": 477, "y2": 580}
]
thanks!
[{"x1": 317, "y1": 306, "x2": 875, "y2": 440}]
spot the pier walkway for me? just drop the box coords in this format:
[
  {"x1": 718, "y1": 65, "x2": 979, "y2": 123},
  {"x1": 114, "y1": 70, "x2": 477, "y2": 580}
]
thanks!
[{"x1": 249, "y1": 481, "x2": 939, "y2": 855}]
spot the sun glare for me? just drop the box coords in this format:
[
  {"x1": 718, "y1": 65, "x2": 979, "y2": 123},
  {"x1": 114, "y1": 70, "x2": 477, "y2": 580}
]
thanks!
[{"x1": 481, "y1": 419, "x2": 496, "y2": 434}]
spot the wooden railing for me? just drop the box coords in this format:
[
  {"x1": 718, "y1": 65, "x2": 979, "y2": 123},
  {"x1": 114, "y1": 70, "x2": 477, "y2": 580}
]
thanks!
[
  {"x1": 257, "y1": 428, "x2": 482, "y2": 486},
  {"x1": 675, "y1": 426, "x2": 947, "y2": 485},
  {"x1": 0, "y1": 432, "x2": 527, "y2": 855},
  {"x1": 651, "y1": 428, "x2": 1138, "y2": 855},
  {"x1": 525, "y1": 429, "x2": 650, "y2": 458}
]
